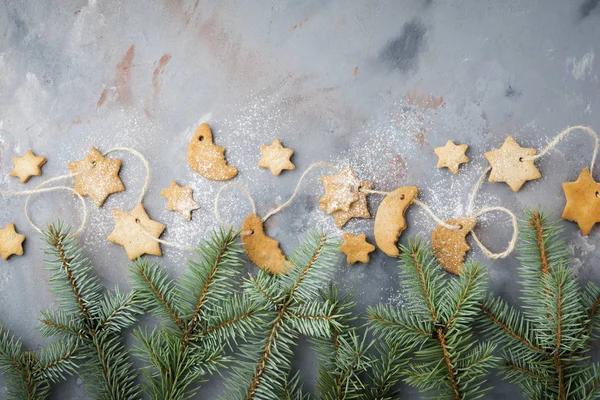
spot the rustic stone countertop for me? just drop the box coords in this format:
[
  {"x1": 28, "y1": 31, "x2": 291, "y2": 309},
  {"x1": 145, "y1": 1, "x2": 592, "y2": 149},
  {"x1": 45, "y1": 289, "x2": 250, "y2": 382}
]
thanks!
[{"x1": 1, "y1": 1, "x2": 599, "y2": 398}]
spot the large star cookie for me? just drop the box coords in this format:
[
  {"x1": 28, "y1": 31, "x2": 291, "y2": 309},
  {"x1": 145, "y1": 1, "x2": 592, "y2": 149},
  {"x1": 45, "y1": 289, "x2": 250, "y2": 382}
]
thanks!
[
  {"x1": 0, "y1": 223, "x2": 25, "y2": 260},
  {"x1": 108, "y1": 203, "x2": 165, "y2": 260},
  {"x1": 258, "y1": 139, "x2": 295, "y2": 176},
  {"x1": 562, "y1": 168, "x2": 600, "y2": 235},
  {"x1": 68, "y1": 147, "x2": 125, "y2": 207},
  {"x1": 434, "y1": 140, "x2": 469, "y2": 174},
  {"x1": 10, "y1": 150, "x2": 47, "y2": 183},
  {"x1": 339, "y1": 233, "x2": 375, "y2": 264},
  {"x1": 319, "y1": 164, "x2": 361, "y2": 214},
  {"x1": 160, "y1": 181, "x2": 199, "y2": 221},
  {"x1": 484, "y1": 136, "x2": 541, "y2": 192}
]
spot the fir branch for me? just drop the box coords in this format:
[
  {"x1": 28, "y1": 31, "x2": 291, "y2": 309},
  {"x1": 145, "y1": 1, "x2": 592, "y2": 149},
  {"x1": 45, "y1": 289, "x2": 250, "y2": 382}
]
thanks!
[
  {"x1": 480, "y1": 210, "x2": 600, "y2": 400},
  {"x1": 42, "y1": 222, "x2": 142, "y2": 400},
  {"x1": 131, "y1": 227, "x2": 262, "y2": 400},
  {"x1": 369, "y1": 241, "x2": 497, "y2": 399}
]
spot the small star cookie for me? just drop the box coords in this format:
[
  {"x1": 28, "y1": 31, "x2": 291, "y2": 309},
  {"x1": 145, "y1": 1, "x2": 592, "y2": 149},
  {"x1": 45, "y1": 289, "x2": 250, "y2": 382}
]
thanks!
[
  {"x1": 321, "y1": 181, "x2": 372, "y2": 228},
  {"x1": 0, "y1": 223, "x2": 25, "y2": 260},
  {"x1": 68, "y1": 147, "x2": 125, "y2": 207},
  {"x1": 484, "y1": 136, "x2": 541, "y2": 192},
  {"x1": 107, "y1": 203, "x2": 166, "y2": 260},
  {"x1": 160, "y1": 181, "x2": 200, "y2": 221},
  {"x1": 319, "y1": 164, "x2": 361, "y2": 214},
  {"x1": 562, "y1": 168, "x2": 600, "y2": 235},
  {"x1": 258, "y1": 139, "x2": 295, "y2": 176},
  {"x1": 10, "y1": 150, "x2": 47, "y2": 183},
  {"x1": 434, "y1": 140, "x2": 469, "y2": 174},
  {"x1": 339, "y1": 233, "x2": 375, "y2": 264}
]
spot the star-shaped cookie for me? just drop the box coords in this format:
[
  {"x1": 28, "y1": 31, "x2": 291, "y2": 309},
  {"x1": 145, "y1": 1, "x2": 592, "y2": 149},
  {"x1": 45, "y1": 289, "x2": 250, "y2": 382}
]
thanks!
[
  {"x1": 484, "y1": 136, "x2": 541, "y2": 192},
  {"x1": 321, "y1": 181, "x2": 372, "y2": 228},
  {"x1": 319, "y1": 164, "x2": 361, "y2": 214},
  {"x1": 339, "y1": 233, "x2": 375, "y2": 264},
  {"x1": 258, "y1": 139, "x2": 295, "y2": 176},
  {"x1": 434, "y1": 140, "x2": 469, "y2": 174},
  {"x1": 562, "y1": 168, "x2": 600, "y2": 235},
  {"x1": 10, "y1": 150, "x2": 47, "y2": 183},
  {"x1": 68, "y1": 147, "x2": 125, "y2": 207},
  {"x1": 0, "y1": 223, "x2": 25, "y2": 260},
  {"x1": 107, "y1": 203, "x2": 166, "y2": 260},
  {"x1": 160, "y1": 181, "x2": 200, "y2": 221}
]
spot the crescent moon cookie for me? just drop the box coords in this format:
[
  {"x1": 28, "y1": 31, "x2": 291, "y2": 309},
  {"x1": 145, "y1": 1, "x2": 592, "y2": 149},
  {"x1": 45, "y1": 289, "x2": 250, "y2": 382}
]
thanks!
[
  {"x1": 484, "y1": 136, "x2": 541, "y2": 192},
  {"x1": 431, "y1": 217, "x2": 477, "y2": 275},
  {"x1": 68, "y1": 147, "x2": 125, "y2": 207},
  {"x1": 373, "y1": 186, "x2": 419, "y2": 257},
  {"x1": 107, "y1": 203, "x2": 166, "y2": 260},
  {"x1": 561, "y1": 168, "x2": 600, "y2": 235},
  {"x1": 9, "y1": 150, "x2": 47, "y2": 183},
  {"x1": 241, "y1": 214, "x2": 289, "y2": 274},
  {"x1": 258, "y1": 139, "x2": 295, "y2": 176},
  {"x1": 0, "y1": 223, "x2": 25, "y2": 260},
  {"x1": 187, "y1": 123, "x2": 238, "y2": 181},
  {"x1": 319, "y1": 164, "x2": 362, "y2": 214},
  {"x1": 339, "y1": 233, "x2": 375, "y2": 264}
]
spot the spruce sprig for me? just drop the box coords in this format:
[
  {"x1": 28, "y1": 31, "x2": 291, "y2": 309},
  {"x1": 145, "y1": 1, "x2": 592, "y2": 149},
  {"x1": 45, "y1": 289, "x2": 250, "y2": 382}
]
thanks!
[
  {"x1": 130, "y1": 227, "x2": 268, "y2": 400},
  {"x1": 480, "y1": 210, "x2": 600, "y2": 399},
  {"x1": 225, "y1": 229, "x2": 343, "y2": 400},
  {"x1": 0, "y1": 324, "x2": 80, "y2": 400},
  {"x1": 368, "y1": 239, "x2": 497, "y2": 399},
  {"x1": 39, "y1": 222, "x2": 143, "y2": 399}
]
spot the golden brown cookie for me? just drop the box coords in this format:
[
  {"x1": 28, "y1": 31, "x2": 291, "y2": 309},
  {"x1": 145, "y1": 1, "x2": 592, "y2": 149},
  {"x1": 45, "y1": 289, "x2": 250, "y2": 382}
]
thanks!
[
  {"x1": 434, "y1": 140, "x2": 469, "y2": 174},
  {"x1": 0, "y1": 223, "x2": 25, "y2": 260},
  {"x1": 374, "y1": 186, "x2": 419, "y2": 257},
  {"x1": 258, "y1": 139, "x2": 295, "y2": 176},
  {"x1": 160, "y1": 181, "x2": 199, "y2": 221},
  {"x1": 320, "y1": 181, "x2": 372, "y2": 228},
  {"x1": 107, "y1": 203, "x2": 165, "y2": 260},
  {"x1": 319, "y1": 164, "x2": 362, "y2": 214},
  {"x1": 10, "y1": 150, "x2": 47, "y2": 183},
  {"x1": 68, "y1": 147, "x2": 125, "y2": 207},
  {"x1": 339, "y1": 232, "x2": 375, "y2": 264},
  {"x1": 431, "y1": 217, "x2": 477, "y2": 275},
  {"x1": 484, "y1": 136, "x2": 541, "y2": 192},
  {"x1": 187, "y1": 123, "x2": 238, "y2": 181},
  {"x1": 241, "y1": 214, "x2": 289, "y2": 274},
  {"x1": 562, "y1": 168, "x2": 600, "y2": 235}
]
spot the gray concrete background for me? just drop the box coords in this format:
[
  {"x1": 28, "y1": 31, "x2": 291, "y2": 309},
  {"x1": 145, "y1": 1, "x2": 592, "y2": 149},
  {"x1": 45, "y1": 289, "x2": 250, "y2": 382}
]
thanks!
[{"x1": 1, "y1": 0, "x2": 600, "y2": 398}]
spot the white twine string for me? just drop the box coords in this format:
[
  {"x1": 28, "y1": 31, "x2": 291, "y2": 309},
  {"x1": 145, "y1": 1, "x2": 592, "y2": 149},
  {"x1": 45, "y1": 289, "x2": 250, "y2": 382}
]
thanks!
[
  {"x1": 214, "y1": 182, "x2": 257, "y2": 226},
  {"x1": 103, "y1": 147, "x2": 151, "y2": 205},
  {"x1": 1, "y1": 171, "x2": 88, "y2": 236},
  {"x1": 466, "y1": 166, "x2": 518, "y2": 259},
  {"x1": 521, "y1": 125, "x2": 599, "y2": 175}
]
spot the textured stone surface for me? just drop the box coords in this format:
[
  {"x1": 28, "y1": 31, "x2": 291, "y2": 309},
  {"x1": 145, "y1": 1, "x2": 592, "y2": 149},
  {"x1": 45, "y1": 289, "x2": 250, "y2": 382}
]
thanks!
[{"x1": 1, "y1": 0, "x2": 599, "y2": 398}]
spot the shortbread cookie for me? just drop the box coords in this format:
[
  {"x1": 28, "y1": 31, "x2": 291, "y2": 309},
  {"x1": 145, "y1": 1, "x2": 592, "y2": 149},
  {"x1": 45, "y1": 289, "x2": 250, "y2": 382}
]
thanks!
[
  {"x1": 431, "y1": 217, "x2": 477, "y2": 275},
  {"x1": 373, "y1": 186, "x2": 419, "y2": 257},
  {"x1": 160, "y1": 181, "x2": 199, "y2": 221},
  {"x1": 339, "y1": 232, "x2": 375, "y2": 264},
  {"x1": 241, "y1": 214, "x2": 288, "y2": 274},
  {"x1": 434, "y1": 140, "x2": 469, "y2": 174},
  {"x1": 10, "y1": 150, "x2": 47, "y2": 183},
  {"x1": 107, "y1": 203, "x2": 165, "y2": 260},
  {"x1": 484, "y1": 136, "x2": 541, "y2": 192},
  {"x1": 187, "y1": 123, "x2": 238, "y2": 181},
  {"x1": 259, "y1": 139, "x2": 295, "y2": 176},
  {"x1": 319, "y1": 164, "x2": 361, "y2": 214},
  {"x1": 0, "y1": 223, "x2": 25, "y2": 260},
  {"x1": 562, "y1": 168, "x2": 600, "y2": 235}
]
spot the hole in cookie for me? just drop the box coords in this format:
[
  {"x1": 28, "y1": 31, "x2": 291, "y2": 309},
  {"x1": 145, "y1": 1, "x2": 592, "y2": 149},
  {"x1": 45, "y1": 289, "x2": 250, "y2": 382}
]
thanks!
[
  {"x1": 198, "y1": 135, "x2": 205, "y2": 142},
  {"x1": 91, "y1": 161, "x2": 97, "y2": 167},
  {"x1": 135, "y1": 218, "x2": 141, "y2": 224},
  {"x1": 596, "y1": 191, "x2": 600, "y2": 199},
  {"x1": 399, "y1": 195, "x2": 405, "y2": 200},
  {"x1": 518, "y1": 157, "x2": 523, "y2": 162},
  {"x1": 456, "y1": 224, "x2": 463, "y2": 229}
]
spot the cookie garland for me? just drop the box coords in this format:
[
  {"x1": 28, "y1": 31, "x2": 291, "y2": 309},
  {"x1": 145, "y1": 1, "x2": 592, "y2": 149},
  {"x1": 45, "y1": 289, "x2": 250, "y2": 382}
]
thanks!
[{"x1": 485, "y1": 125, "x2": 600, "y2": 236}]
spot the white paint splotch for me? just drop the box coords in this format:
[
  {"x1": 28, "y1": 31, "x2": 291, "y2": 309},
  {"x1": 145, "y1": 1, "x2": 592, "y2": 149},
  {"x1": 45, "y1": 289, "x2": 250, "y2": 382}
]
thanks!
[{"x1": 567, "y1": 48, "x2": 595, "y2": 81}]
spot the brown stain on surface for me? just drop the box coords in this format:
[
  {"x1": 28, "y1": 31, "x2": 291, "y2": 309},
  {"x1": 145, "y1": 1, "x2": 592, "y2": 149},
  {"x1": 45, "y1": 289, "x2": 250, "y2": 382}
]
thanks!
[
  {"x1": 152, "y1": 53, "x2": 172, "y2": 93},
  {"x1": 96, "y1": 45, "x2": 136, "y2": 108},
  {"x1": 404, "y1": 90, "x2": 445, "y2": 109},
  {"x1": 290, "y1": 16, "x2": 310, "y2": 31},
  {"x1": 353, "y1": 66, "x2": 359, "y2": 76}
]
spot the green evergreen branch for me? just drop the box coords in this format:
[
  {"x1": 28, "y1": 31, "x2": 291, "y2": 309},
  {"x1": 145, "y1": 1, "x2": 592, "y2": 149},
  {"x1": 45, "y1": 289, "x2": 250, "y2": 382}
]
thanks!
[
  {"x1": 480, "y1": 210, "x2": 600, "y2": 399},
  {"x1": 368, "y1": 240, "x2": 497, "y2": 399},
  {"x1": 42, "y1": 222, "x2": 142, "y2": 400}
]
